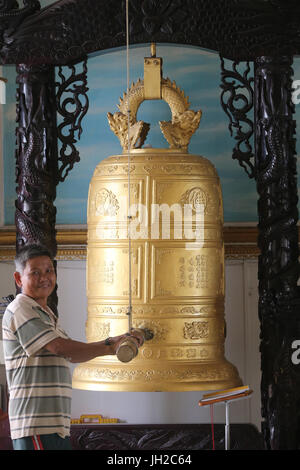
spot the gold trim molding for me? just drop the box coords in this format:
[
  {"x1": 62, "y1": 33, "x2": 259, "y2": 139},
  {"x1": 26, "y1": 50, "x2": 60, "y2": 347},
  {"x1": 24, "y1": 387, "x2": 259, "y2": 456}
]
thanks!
[
  {"x1": 223, "y1": 226, "x2": 259, "y2": 259},
  {"x1": 0, "y1": 227, "x2": 261, "y2": 261}
]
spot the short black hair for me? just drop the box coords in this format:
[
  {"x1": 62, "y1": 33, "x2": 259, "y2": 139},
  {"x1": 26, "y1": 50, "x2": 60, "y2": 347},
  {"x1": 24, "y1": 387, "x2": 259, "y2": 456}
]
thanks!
[{"x1": 15, "y1": 244, "x2": 54, "y2": 273}]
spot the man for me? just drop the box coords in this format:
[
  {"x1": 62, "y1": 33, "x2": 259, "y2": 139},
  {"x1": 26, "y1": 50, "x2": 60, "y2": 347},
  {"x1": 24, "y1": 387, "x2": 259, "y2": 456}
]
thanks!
[{"x1": 2, "y1": 244, "x2": 142, "y2": 450}]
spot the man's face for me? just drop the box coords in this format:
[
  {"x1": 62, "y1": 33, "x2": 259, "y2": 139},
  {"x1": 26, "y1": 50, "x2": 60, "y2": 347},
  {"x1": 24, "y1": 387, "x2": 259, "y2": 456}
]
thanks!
[{"x1": 14, "y1": 256, "x2": 56, "y2": 305}]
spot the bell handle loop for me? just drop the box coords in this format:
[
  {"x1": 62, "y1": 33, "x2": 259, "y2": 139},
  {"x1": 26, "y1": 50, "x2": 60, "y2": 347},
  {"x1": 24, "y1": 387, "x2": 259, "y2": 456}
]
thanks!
[
  {"x1": 108, "y1": 78, "x2": 201, "y2": 152},
  {"x1": 119, "y1": 78, "x2": 189, "y2": 126}
]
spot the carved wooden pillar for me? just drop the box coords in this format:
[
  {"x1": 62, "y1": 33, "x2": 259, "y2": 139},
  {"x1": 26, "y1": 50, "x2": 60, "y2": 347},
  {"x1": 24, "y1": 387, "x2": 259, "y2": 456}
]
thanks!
[
  {"x1": 254, "y1": 56, "x2": 300, "y2": 449},
  {"x1": 15, "y1": 63, "x2": 59, "y2": 312}
]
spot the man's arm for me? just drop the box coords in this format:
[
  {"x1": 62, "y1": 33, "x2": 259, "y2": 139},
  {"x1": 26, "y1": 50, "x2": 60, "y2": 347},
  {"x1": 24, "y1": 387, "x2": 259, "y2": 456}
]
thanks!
[{"x1": 45, "y1": 334, "x2": 137, "y2": 363}]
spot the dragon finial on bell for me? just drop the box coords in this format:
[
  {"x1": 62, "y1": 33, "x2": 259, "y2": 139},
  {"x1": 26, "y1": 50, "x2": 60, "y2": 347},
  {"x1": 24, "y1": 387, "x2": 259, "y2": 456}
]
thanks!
[{"x1": 107, "y1": 44, "x2": 202, "y2": 152}]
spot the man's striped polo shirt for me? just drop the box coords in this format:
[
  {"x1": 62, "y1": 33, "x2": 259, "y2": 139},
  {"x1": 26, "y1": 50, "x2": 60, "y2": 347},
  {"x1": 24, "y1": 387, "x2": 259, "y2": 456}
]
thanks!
[{"x1": 2, "y1": 293, "x2": 72, "y2": 440}]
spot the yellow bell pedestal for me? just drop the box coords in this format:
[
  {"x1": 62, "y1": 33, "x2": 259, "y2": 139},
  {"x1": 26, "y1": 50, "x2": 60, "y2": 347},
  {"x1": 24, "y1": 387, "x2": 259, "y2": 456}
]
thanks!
[{"x1": 72, "y1": 149, "x2": 242, "y2": 392}]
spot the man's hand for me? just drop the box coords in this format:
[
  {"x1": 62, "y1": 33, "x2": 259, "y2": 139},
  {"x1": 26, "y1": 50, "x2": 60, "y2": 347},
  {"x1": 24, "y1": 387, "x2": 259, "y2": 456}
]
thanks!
[{"x1": 129, "y1": 328, "x2": 145, "y2": 347}]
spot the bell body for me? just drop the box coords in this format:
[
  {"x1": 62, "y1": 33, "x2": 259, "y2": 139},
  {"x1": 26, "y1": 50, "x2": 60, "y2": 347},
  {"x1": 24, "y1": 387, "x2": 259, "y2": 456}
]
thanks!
[{"x1": 72, "y1": 149, "x2": 242, "y2": 391}]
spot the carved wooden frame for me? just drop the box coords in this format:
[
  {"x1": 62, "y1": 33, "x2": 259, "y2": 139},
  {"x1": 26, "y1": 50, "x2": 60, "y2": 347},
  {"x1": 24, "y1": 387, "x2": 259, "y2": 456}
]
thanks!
[{"x1": 1, "y1": 0, "x2": 300, "y2": 450}]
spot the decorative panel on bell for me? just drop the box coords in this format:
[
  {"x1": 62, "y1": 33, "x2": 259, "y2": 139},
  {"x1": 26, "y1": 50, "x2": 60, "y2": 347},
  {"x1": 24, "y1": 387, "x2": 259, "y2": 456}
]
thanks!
[
  {"x1": 86, "y1": 244, "x2": 144, "y2": 300},
  {"x1": 150, "y1": 244, "x2": 224, "y2": 299}
]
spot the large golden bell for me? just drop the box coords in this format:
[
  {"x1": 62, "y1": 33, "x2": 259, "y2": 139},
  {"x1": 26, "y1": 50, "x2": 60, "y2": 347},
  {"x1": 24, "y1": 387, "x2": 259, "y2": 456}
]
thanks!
[{"x1": 72, "y1": 46, "x2": 242, "y2": 392}]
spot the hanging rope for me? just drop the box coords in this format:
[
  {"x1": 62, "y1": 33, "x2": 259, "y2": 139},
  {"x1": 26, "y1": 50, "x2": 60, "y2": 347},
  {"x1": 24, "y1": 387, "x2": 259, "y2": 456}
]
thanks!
[{"x1": 126, "y1": 0, "x2": 133, "y2": 331}]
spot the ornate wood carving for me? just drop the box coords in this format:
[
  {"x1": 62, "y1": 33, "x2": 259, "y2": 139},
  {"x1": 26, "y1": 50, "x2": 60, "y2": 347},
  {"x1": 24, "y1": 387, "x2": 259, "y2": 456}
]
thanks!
[
  {"x1": 15, "y1": 64, "x2": 57, "y2": 253},
  {"x1": 2, "y1": 0, "x2": 300, "y2": 66},
  {"x1": 0, "y1": 0, "x2": 40, "y2": 58},
  {"x1": 56, "y1": 59, "x2": 89, "y2": 182},
  {"x1": 15, "y1": 63, "x2": 59, "y2": 312},
  {"x1": 70, "y1": 423, "x2": 264, "y2": 451},
  {"x1": 0, "y1": 0, "x2": 300, "y2": 451},
  {"x1": 254, "y1": 56, "x2": 300, "y2": 450},
  {"x1": 13, "y1": 57, "x2": 89, "y2": 312},
  {"x1": 220, "y1": 57, "x2": 255, "y2": 178},
  {"x1": 0, "y1": 422, "x2": 264, "y2": 451}
]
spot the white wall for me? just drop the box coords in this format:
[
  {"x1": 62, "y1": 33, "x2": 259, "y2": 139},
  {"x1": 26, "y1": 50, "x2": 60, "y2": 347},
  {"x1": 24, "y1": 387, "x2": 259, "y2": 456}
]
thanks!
[
  {"x1": 0, "y1": 258, "x2": 261, "y2": 430},
  {"x1": 0, "y1": 76, "x2": 3, "y2": 227}
]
